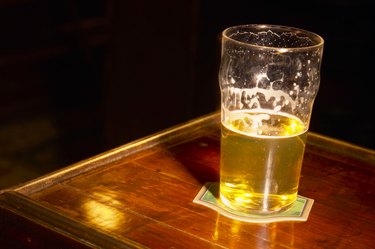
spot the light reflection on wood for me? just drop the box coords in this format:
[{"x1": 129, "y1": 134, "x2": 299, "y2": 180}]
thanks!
[
  {"x1": 212, "y1": 213, "x2": 295, "y2": 248},
  {"x1": 82, "y1": 191, "x2": 125, "y2": 231}
]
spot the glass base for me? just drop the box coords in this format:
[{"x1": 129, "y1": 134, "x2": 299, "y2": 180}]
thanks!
[{"x1": 220, "y1": 193, "x2": 295, "y2": 215}]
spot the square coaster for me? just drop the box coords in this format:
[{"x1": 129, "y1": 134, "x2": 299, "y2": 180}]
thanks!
[{"x1": 193, "y1": 182, "x2": 314, "y2": 223}]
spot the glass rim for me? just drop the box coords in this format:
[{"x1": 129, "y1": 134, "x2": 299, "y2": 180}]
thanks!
[{"x1": 222, "y1": 24, "x2": 324, "y2": 51}]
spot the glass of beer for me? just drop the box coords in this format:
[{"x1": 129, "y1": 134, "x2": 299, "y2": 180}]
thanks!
[{"x1": 219, "y1": 24, "x2": 324, "y2": 214}]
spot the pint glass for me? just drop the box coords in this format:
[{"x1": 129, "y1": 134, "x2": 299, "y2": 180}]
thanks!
[{"x1": 219, "y1": 24, "x2": 324, "y2": 214}]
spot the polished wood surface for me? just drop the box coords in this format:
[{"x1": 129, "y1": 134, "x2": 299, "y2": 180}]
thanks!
[{"x1": 1, "y1": 112, "x2": 374, "y2": 249}]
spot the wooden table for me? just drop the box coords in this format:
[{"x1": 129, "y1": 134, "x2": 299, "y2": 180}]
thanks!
[{"x1": 1, "y1": 112, "x2": 374, "y2": 249}]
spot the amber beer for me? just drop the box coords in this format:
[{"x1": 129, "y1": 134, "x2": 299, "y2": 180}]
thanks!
[{"x1": 220, "y1": 110, "x2": 308, "y2": 213}]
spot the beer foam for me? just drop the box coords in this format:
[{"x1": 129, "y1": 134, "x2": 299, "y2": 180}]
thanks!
[
  {"x1": 222, "y1": 109, "x2": 306, "y2": 139},
  {"x1": 226, "y1": 87, "x2": 297, "y2": 110},
  {"x1": 222, "y1": 62, "x2": 307, "y2": 112},
  {"x1": 230, "y1": 30, "x2": 315, "y2": 48}
]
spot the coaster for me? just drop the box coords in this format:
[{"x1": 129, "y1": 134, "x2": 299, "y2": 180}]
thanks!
[{"x1": 193, "y1": 182, "x2": 314, "y2": 223}]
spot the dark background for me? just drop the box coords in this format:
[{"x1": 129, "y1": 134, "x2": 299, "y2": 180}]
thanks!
[{"x1": 1, "y1": 0, "x2": 374, "y2": 188}]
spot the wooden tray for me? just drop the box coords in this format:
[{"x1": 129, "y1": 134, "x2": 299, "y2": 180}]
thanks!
[{"x1": 1, "y1": 112, "x2": 374, "y2": 248}]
